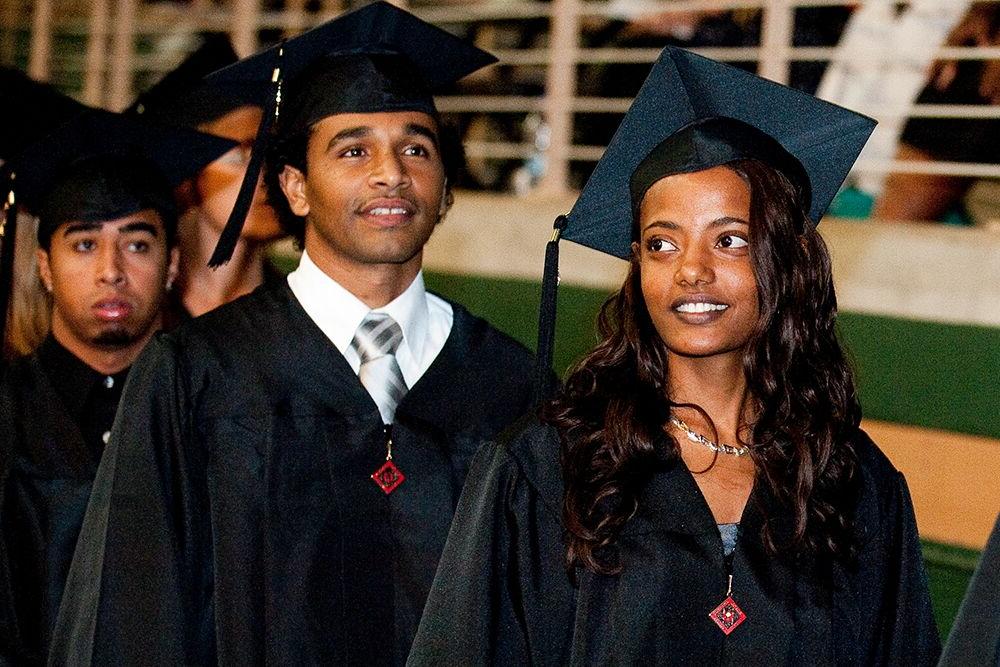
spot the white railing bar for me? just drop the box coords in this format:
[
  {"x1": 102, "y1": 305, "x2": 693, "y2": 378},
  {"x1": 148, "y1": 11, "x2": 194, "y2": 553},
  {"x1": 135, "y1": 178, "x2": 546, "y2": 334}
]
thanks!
[
  {"x1": 81, "y1": 0, "x2": 109, "y2": 106},
  {"x1": 759, "y1": 0, "x2": 794, "y2": 84},
  {"x1": 435, "y1": 96, "x2": 546, "y2": 113},
  {"x1": 231, "y1": 0, "x2": 260, "y2": 59},
  {"x1": 27, "y1": 0, "x2": 53, "y2": 81},
  {"x1": 581, "y1": 0, "x2": 1000, "y2": 16},
  {"x1": 448, "y1": 44, "x2": 1000, "y2": 67},
  {"x1": 465, "y1": 141, "x2": 1000, "y2": 179},
  {"x1": 107, "y1": 0, "x2": 137, "y2": 111},
  {"x1": 413, "y1": 3, "x2": 554, "y2": 23},
  {"x1": 463, "y1": 141, "x2": 536, "y2": 160},
  {"x1": 794, "y1": 45, "x2": 1000, "y2": 62},
  {"x1": 538, "y1": 0, "x2": 579, "y2": 195},
  {"x1": 576, "y1": 47, "x2": 761, "y2": 64},
  {"x1": 852, "y1": 161, "x2": 1000, "y2": 179}
]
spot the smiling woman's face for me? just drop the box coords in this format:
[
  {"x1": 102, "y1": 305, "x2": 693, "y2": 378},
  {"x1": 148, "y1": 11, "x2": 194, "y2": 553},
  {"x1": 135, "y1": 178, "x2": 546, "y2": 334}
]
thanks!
[{"x1": 635, "y1": 164, "x2": 759, "y2": 361}]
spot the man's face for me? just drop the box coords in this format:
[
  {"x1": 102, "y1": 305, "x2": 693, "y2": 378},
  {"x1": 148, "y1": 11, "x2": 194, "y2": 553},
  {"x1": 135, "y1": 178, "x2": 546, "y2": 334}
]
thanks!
[
  {"x1": 196, "y1": 105, "x2": 282, "y2": 242},
  {"x1": 37, "y1": 210, "x2": 179, "y2": 352},
  {"x1": 279, "y1": 111, "x2": 447, "y2": 273}
]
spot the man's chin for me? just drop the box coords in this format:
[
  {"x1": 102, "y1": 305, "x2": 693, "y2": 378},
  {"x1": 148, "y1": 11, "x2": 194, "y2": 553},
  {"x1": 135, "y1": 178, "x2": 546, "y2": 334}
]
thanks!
[{"x1": 91, "y1": 327, "x2": 139, "y2": 348}]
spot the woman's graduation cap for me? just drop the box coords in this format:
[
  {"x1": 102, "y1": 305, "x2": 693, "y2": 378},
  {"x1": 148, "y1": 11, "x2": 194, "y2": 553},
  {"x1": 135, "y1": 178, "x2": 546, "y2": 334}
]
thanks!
[
  {"x1": 533, "y1": 47, "x2": 876, "y2": 398},
  {"x1": 0, "y1": 109, "x2": 237, "y2": 342},
  {"x1": 202, "y1": 0, "x2": 497, "y2": 267},
  {"x1": 126, "y1": 33, "x2": 266, "y2": 129}
]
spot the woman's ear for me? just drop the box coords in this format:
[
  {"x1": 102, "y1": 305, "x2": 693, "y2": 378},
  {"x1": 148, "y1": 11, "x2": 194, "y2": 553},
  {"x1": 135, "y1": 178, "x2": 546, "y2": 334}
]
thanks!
[{"x1": 278, "y1": 165, "x2": 310, "y2": 217}]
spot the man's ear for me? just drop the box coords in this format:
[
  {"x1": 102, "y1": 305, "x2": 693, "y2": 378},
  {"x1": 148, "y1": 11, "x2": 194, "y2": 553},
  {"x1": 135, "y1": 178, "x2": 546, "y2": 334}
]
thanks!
[
  {"x1": 278, "y1": 165, "x2": 310, "y2": 217},
  {"x1": 165, "y1": 246, "x2": 180, "y2": 291},
  {"x1": 437, "y1": 178, "x2": 453, "y2": 221},
  {"x1": 35, "y1": 248, "x2": 53, "y2": 292}
]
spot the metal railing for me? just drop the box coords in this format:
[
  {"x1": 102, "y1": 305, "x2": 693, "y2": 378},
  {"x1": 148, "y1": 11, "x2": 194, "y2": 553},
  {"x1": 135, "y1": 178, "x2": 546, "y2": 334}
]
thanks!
[{"x1": 1, "y1": 0, "x2": 998, "y2": 194}]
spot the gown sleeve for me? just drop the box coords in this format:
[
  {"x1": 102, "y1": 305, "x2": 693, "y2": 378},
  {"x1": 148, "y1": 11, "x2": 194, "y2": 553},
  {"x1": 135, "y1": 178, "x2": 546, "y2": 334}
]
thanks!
[
  {"x1": 939, "y1": 511, "x2": 1000, "y2": 665},
  {"x1": 47, "y1": 335, "x2": 214, "y2": 666},
  {"x1": 852, "y1": 466, "x2": 941, "y2": 665},
  {"x1": 407, "y1": 426, "x2": 575, "y2": 666}
]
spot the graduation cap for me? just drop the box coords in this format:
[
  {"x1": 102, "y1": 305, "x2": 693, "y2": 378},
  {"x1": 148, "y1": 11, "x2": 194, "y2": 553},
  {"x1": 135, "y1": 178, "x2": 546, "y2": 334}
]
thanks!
[
  {"x1": 0, "y1": 108, "x2": 236, "y2": 343},
  {"x1": 202, "y1": 0, "x2": 497, "y2": 267},
  {"x1": 0, "y1": 67, "x2": 89, "y2": 162},
  {"x1": 126, "y1": 33, "x2": 265, "y2": 129},
  {"x1": 533, "y1": 46, "x2": 876, "y2": 398},
  {"x1": 0, "y1": 70, "x2": 88, "y2": 347}
]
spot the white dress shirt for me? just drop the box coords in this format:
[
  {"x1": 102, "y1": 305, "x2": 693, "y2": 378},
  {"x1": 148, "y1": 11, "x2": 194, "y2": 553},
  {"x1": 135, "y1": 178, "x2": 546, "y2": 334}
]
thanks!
[{"x1": 287, "y1": 250, "x2": 453, "y2": 389}]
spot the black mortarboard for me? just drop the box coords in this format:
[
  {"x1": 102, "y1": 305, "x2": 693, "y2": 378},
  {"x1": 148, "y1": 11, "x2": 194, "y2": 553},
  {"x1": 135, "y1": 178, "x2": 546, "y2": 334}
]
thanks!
[
  {"x1": 0, "y1": 70, "x2": 87, "y2": 346},
  {"x1": 1, "y1": 109, "x2": 236, "y2": 341},
  {"x1": 202, "y1": 0, "x2": 497, "y2": 267},
  {"x1": 533, "y1": 47, "x2": 875, "y2": 398},
  {"x1": 0, "y1": 67, "x2": 88, "y2": 161},
  {"x1": 126, "y1": 33, "x2": 265, "y2": 129}
]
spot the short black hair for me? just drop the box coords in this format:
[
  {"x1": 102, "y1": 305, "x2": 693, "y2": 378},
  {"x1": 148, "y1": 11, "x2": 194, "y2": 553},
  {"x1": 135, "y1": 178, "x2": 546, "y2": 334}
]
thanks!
[
  {"x1": 37, "y1": 154, "x2": 179, "y2": 250},
  {"x1": 264, "y1": 116, "x2": 465, "y2": 247}
]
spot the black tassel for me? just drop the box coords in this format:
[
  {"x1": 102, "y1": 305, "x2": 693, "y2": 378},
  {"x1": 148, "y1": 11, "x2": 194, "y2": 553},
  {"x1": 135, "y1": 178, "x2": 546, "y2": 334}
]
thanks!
[
  {"x1": 0, "y1": 168, "x2": 19, "y2": 350},
  {"x1": 208, "y1": 45, "x2": 285, "y2": 268},
  {"x1": 533, "y1": 214, "x2": 567, "y2": 403}
]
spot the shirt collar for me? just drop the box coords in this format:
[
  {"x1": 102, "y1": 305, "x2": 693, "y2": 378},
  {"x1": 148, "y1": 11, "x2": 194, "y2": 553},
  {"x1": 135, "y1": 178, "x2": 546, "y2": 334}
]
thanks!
[
  {"x1": 287, "y1": 250, "x2": 430, "y2": 362},
  {"x1": 36, "y1": 334, "x2": 128, "y2": 423}
]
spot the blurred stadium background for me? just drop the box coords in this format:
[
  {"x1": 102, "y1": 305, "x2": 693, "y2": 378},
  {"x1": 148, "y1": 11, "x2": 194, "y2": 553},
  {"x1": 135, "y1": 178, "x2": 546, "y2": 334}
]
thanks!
[{"x1": 2, "y1": 0, "x2": 998, "y2": 640}]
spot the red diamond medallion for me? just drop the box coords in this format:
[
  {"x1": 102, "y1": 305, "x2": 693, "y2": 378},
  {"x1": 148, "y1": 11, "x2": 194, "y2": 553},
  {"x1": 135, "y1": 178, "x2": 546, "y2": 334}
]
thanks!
[
  {"x1": 709, "y1": 596, "x2": 746, "y2": 635},
  {"x1": 371, "y1": 459, "x2": 405, "y2": 494}
]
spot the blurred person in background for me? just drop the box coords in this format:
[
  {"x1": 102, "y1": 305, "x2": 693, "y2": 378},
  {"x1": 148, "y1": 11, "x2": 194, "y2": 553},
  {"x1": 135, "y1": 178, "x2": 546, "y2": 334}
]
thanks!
[
  {"x1": 0, "y1": 110, "x2": 231, "y2": 664},
  {"x1": 873, "y1": 2, "x2": 1000, "y2": 223},
  {"x1": 0, "y1": 68, "x2": 87, "y2": 358},
  {"x1": 128, "y1": 33, "x2": 285, "y2": 325}
]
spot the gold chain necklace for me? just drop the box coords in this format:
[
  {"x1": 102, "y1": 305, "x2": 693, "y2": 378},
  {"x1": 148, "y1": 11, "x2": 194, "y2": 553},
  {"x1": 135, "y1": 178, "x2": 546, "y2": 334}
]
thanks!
[{"x1": 669, "y1": 416, "x2": 750, "y2": 457}]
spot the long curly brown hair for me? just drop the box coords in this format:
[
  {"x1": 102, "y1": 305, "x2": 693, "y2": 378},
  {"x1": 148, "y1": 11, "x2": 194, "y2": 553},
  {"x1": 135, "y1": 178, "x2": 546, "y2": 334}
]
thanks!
[{"x1": 545, "y1": 159, "x2": 861, "y2": 575}]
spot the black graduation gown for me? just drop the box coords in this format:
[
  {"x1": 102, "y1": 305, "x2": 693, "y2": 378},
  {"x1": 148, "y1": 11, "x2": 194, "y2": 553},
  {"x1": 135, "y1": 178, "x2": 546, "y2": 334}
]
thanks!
[
  {"x1": 0, "y1": 339, "x2": 126, "y2": 665},
  {"x1": 408, "y1": 420, "x2": 942, "y2": 666},
  {"x1": 50, "y1": 280, "x2": 538, "y2": 666},
  {"x1": 939, "y1": 511, "x2": 1000, "y2": 665}
]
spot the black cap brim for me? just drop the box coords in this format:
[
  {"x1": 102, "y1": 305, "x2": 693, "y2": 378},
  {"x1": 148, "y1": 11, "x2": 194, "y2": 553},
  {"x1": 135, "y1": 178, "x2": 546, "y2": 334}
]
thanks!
[
  {"x1": 126, "y1": 33, "x2": 266, "y2": 128},
  {"x1": 0, "y1": 67, "x2": 89, "y2": 162},
  {"x1": 11, "y1": 109, "x2": 237, "y2": 215}
]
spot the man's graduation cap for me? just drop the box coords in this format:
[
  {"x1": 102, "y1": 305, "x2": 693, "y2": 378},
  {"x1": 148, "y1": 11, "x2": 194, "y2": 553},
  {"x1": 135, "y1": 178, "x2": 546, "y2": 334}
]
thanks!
[
  {"x1": 0, "y1": 67, "x2": 89, "y2": 162},
  {"x1": 126, "y1": 33, "x2": 265, "y2": 129},
  {"x1": 1, "y1": 109, "x2": 236, "y2": 340},
  {"x1": 0, "y1": 68, "x2": 90, "y2": 342},
  {"x1": 202, "y1": 0, "x2": 497, "y2": 267},
  {"x1": 533, "y1": 47, "x2": 876, "y2": 398}
]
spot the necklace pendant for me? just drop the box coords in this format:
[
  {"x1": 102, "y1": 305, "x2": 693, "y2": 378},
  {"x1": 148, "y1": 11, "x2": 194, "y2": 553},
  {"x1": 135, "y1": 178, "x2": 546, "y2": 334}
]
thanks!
[
  {"x1": 371, "y1": 459, "x2": 405, "y2": 494},
  {"x1": 709, "y1": 595, "x2": 746, "y2": 635}
]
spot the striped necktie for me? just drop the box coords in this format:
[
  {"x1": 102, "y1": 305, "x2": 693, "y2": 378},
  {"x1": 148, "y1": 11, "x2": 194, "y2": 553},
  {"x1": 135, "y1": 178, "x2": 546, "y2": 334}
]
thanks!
[{"x1": 351, "y1": 312, "x2": 408, "y2": 424}]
